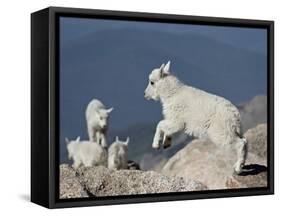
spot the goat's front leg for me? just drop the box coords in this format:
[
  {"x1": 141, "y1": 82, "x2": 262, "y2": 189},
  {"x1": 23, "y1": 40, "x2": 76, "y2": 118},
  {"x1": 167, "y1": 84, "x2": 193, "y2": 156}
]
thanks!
[
  {"x1": 163, "y1": 135, "x2": 172, "y2": 149},
  {"x1": 87, "y1": 124, "x2": 96, "y2": 142},
  {"x1": 72, "y1": 157, "x2": 81, "y2": 169},
  {"x1": 96, "y1": 131, "x2": 101, "y2": 144},
  {"x1": 152, "y1": 120, "x2": 184, "y2": 149},
  {"x1": 97, "y1": 130, "x2": 107, "y2": 148},
  {"x1": 152, "y1": 122, "x2": 164, "y2": 149}
]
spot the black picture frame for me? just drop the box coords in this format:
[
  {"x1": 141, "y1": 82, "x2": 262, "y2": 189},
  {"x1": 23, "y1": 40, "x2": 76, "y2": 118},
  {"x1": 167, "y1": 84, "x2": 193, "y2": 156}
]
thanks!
[{"x1": 31, "y1": 6, "x2": 274, "y2": 209}]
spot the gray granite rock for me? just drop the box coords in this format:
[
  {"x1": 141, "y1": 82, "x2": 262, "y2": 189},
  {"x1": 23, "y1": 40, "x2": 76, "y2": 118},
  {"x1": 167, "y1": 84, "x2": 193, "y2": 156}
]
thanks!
[
  {"x1": 59, "y1": 164, "x2": 89, "y2": 199},
  {"x1": 162, "y1": 124, "x2": 268, "y2": 189},
  {"x1": 59, "y1": 164, "x2": 207, "y2": 198},
  {"x1": 244, "y1": 123, "x2": 267, "y2": 159}
]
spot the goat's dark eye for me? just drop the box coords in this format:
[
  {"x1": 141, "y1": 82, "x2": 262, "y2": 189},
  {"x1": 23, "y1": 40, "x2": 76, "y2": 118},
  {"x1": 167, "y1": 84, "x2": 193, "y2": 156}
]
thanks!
[{"x1": 150, "y1": 81, "x2": 154, "y2": 85}]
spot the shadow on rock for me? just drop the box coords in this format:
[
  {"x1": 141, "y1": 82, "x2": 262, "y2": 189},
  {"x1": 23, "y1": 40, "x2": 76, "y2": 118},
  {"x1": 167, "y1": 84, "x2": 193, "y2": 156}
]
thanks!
[{"x1": 239, "y1": 164, "x2": 267, "y2": 176}]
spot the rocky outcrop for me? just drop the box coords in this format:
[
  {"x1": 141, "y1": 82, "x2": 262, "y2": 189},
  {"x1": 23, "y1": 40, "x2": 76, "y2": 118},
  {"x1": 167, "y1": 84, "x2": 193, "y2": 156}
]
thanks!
[
  {"x1": 60, "y1": 123, "x2": 268, "y2": 198},
  {"x1": 225, "y1": 164, "x2": 267, "y2": 188},
  {"x1": 244, "y1": 124, "x2": 267, "y2": 160},
  {"x1": 239, "y1": 95, "x2": 267, "y2": 131},
  {"x1": 60, "y1": 164, "x2": 89, "y2": 199},
  {"x1": 59, "y1": 164, "x2": 207, "y2": 198},
  {"x1": 162, "y1": 124, "x2": 267, "y2": 190}
]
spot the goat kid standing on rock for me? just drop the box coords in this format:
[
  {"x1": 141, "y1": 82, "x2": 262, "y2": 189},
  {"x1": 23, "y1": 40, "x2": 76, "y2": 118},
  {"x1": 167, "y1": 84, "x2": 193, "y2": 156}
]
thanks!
[
  {"x1": 144, "y1": 61, "x2": 248, "y2": 174},
  {"x1": 65, "y1": 136, "x2": 108, "y2": 169},
  {"x1": 108, "y1": 136, "x2": 129, "y2": 170},
  {"x1": 86, "y1": 99, "x2": 113, "y2": 148}
]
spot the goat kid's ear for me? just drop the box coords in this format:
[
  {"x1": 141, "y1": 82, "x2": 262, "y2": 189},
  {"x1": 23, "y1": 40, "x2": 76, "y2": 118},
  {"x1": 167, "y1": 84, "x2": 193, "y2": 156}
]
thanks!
[
  {"x1": 125, "y1": 137, "x2": 130, "y2": 145},
  {"x1": 107, "y1": 107, "x2": 114, "y2": 113},
  {"x1": 65, "y1": 137, "x2": 70, "y2": 144},
  {"x1": 164, "y1": 61, "x2": 171, "y2": 73},
  {"x1": 160, "y1": 61, "x2": 170, "y2": 78},
  {"x1": 76, "y1": 136, "x2": 80, "y2": 142},
  {"x1": 116, "y1": 136, "x2": 119, "y2": 142}
]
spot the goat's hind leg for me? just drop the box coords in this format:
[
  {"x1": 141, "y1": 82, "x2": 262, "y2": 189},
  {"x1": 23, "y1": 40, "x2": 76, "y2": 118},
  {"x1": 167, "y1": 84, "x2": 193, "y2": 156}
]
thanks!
[{"x1": 234, "y1": 137, "x2": 248, "y2": 175}]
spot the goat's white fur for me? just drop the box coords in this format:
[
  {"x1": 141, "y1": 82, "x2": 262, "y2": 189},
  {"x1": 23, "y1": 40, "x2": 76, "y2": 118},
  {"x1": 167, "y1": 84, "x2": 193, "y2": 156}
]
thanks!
[
  {"x1": 85, "y1": 99, "x2": 113, "y2": 147},
  {"x1": 65, "y1": 137, "x2": 108, "y2": 169},
  {"x1": 108, "y1": 136, "x2": 129, "y2": 170},
  {"x1": 144, "y1": 61, "x2": 247, "y2": 174}
]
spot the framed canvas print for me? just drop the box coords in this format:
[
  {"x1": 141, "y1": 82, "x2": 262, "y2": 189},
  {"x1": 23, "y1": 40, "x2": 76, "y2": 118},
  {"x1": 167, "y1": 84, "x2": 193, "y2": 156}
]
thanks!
[{"x1": 31, "y1": 6, "x2": 274, "y2": 208}]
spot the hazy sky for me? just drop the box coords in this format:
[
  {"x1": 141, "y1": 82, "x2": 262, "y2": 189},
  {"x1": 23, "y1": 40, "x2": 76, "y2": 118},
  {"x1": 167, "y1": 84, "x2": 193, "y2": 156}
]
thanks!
[
  {"x1": 59, "y1": 16, "x2": 267, "y2": 162},
  {"x1": 60, "y1": 17, "x2": 267, "y2": 54}
]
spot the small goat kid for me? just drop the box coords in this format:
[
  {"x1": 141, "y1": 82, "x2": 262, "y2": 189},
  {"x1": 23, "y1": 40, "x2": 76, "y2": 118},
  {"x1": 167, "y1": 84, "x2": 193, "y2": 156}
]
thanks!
[
  {"x1": 85, "y1": 99, "x2": 113, "y2": 148},
  {"x1": 144, "y1": 61, "x2": 247, "y2": 174},
  {"x1": 65, "y1": 136, "x2": 108, "y2": 169},
  {"x1": 108, "y1": 136, "x2": 129, "y2": 170}
]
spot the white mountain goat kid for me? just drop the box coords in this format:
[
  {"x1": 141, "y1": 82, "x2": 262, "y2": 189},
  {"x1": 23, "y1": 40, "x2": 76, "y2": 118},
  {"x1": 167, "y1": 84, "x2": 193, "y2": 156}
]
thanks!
[
  {"x1": 144, "y1": 61, "x2": 247, "y2": 174},
  {"x1": 65, "y1": 136, "x2": 108, "y2": 169},
  {"x1": 85, "y1": 99, "x2": 113, "y2": 148},
  {"x1": 108, "y1": 137, "x2": 129, "y2": 170}
]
